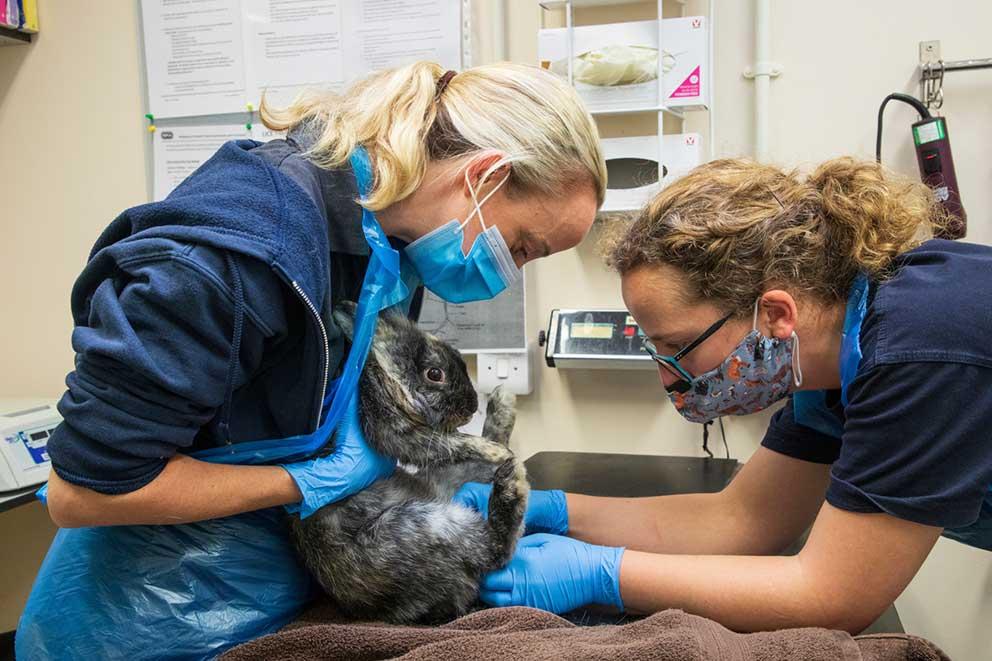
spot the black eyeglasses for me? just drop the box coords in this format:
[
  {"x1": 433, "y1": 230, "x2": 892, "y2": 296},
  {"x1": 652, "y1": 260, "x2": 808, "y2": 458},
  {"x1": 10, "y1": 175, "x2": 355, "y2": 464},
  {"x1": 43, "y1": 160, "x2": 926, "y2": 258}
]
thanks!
[{"x1": 641, "y1": 313, "x2": 733, "y2": 393}]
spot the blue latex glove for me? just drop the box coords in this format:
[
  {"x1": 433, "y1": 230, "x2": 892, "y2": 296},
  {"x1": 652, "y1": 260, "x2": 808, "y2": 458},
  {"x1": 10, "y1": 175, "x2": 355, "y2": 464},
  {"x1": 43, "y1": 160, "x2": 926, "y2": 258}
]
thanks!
[
  {"x1": 282, "y1": 396, "x2": 395, "y2": 519},
  {"x1": 453, "y1": 483, "x2": 569, "y2": 535},
  {"x1": 480, "y1": 533, "x2": 625, "y2": 614}
]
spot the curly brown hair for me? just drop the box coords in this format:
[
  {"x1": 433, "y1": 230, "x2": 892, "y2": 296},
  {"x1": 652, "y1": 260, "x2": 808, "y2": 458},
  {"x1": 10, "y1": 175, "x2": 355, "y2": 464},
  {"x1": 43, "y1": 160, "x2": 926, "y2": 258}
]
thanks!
[{"x1": 604, "y1": 156, "x2": 948, "y2": 315}]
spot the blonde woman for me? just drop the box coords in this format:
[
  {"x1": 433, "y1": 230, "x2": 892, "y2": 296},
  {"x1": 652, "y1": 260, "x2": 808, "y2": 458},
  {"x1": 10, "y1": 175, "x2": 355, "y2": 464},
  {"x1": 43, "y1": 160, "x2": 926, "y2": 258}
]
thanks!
[
  {"x1": 27, "y1": 62, "x2": 605, "y2": 655},
  {"x1": 462, "y1": 158, "x2": 992, "y2": 633}
]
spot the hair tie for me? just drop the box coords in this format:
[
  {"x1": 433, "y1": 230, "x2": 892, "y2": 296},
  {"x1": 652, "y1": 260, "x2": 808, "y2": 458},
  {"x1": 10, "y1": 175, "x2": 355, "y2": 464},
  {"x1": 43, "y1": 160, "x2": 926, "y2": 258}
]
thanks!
[{"x1": 435, "y1": 70, "x2": 457, "y2": 99}]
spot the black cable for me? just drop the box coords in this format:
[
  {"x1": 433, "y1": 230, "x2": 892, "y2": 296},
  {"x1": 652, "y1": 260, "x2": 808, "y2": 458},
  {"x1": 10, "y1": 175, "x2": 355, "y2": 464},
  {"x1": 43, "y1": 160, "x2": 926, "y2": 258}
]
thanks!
[
  {"x1": 876, "y1": 93, "x2": 931, "y2": 163},
  {"x1": 701, "y1": 421, "x2": 714, "y2": 458},
  {"x1": 719, "y1": 417, "x2": 729, "y2": 459}
]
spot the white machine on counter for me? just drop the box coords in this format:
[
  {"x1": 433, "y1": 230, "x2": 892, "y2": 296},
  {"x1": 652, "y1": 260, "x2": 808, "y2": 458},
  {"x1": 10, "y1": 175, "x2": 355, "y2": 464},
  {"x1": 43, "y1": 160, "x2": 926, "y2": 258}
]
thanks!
[
  {"x1": 540, "y1": 309, "x2": 656, "y2": 370},
  {"x1": 1, "y1": 401, "x2": 59, "y2": 491}
]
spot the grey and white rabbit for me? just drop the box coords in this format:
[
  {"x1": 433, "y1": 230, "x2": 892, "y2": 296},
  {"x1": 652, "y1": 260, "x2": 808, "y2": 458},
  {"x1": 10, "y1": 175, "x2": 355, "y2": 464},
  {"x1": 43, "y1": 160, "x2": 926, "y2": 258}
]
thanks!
[{"x1": 290, "y1": 302, "x2": 529, "y2": 624}]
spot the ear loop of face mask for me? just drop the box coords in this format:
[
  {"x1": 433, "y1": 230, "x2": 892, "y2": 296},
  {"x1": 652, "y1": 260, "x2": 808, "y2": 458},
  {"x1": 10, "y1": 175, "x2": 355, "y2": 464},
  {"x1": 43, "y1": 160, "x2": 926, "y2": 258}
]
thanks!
[
  {"x1": 753, "y1": 299, "x2": 803, "y2": 388},
  {"x1": 460, "y1": 162, "x2": 509, "y2": 234}
]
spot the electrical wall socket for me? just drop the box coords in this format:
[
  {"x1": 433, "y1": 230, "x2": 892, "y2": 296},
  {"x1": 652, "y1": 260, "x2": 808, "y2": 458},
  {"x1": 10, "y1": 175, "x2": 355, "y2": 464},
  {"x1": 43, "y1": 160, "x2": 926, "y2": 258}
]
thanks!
[{"x1": 476, "y1": 347, "x2": 533, "y2": 395}]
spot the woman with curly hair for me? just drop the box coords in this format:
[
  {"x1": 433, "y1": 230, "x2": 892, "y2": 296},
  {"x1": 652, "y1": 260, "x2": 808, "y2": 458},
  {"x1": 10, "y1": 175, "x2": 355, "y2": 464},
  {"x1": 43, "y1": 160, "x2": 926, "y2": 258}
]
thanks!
[{"x1": 467, "y1": 157, "x2": 992, "y2": 634}]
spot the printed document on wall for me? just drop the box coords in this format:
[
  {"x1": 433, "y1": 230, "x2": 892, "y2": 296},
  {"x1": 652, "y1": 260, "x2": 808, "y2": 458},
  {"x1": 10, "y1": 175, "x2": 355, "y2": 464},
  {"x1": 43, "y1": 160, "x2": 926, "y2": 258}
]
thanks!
[
  {"x1": 243, "y1": 0, "x2": 345, "y2": 108},
  {"x1": 142, "y1": 0, "x2": 462, "y2": 118},
  {"x1": 142, "y1": 0, "x2": 248, "y2": 118},
  {"x1": 152, "y1": 124, "x2": 248, "y2": 200},
  {"x1": 417, "y1": 277, "x2": 527, "y2": 353},
  {"x1": 345, "y1": 0, "x2": 461, "y2": 75}
]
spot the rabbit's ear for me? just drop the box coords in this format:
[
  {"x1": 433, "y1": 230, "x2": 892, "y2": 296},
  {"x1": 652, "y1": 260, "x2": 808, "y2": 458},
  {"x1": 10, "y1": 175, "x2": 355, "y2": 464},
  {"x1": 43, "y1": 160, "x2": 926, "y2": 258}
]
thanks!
[
  {"x1": 332, "y1": 302, "x2": 358, "y2": 340},
  {"x1": 372, "y1": 310, "x2": 412, "y2": 341}
]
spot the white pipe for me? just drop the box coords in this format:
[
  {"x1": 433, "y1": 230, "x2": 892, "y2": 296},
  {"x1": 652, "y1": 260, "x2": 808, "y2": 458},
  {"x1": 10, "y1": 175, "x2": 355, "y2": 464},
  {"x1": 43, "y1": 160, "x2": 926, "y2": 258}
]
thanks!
[{"x1": 754, "y1": 0, "x2": 771, "y2": 161}]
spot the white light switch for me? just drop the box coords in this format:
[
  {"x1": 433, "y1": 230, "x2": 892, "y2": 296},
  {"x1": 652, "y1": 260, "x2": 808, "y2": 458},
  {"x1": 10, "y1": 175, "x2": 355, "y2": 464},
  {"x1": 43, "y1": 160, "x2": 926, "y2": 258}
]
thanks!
[{"x1": 477, "y1": 347, "x2": 534, "y2": 395}]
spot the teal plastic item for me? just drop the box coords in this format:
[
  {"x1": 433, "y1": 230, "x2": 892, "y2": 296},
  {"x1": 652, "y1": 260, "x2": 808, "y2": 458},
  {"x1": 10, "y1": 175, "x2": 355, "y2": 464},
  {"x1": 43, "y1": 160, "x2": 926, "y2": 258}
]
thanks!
[
  {"x1": 792, "y1": 273, "x2": 868, "y2": 438},
  {"x1": 17, "y1": 146, "x2": 409, "y2": 660},
  {"x1": 838, "y1": 273, "x2": 869, "y2": 407}
]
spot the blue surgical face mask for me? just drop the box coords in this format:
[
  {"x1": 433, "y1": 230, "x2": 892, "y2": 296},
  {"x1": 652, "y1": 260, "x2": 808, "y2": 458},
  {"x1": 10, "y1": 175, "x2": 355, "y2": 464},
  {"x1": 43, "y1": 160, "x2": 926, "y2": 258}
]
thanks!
[{"x1": 404, "y1": 166, "x2": 520, "y2": 304}]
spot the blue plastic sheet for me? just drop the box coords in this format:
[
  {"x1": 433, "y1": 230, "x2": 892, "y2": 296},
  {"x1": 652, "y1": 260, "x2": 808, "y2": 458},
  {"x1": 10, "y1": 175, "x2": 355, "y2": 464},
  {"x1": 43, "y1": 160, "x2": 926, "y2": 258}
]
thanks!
[
  {"x1": 17, "y1": 509, "x2": 314, "y2": 660},
  {"x1": 17, "y1": 146, "x2": 408, "y2": 660}
]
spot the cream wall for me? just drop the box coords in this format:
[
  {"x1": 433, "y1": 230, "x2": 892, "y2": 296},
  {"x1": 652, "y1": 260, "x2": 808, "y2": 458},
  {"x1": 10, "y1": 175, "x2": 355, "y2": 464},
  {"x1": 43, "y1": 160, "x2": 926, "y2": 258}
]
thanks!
[
  {"x1": 1, "y1": 0, "x2": 990, "y2": 657},
  {"x1": 0, "y1": 0, "x2": 148, "y2": 633}
]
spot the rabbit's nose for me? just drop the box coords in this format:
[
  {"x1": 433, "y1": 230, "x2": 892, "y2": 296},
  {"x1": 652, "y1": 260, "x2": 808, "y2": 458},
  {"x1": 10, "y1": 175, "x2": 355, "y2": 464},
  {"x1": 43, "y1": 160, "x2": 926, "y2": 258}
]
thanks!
[{"x1": 462, "y1": 392, "x2": 479, "y2": 417}]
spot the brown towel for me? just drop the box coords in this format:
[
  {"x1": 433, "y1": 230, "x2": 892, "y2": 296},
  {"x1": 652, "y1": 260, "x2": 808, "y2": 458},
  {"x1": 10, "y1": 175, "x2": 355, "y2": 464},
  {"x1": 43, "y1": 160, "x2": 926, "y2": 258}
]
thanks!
[{"x1": 221, "y1": 604, "x2": 950, "y2": 661}]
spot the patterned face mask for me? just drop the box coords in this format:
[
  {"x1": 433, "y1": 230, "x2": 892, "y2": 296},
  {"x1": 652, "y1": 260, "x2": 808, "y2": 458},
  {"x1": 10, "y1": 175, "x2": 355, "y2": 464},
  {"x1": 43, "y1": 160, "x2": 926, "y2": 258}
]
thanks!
[{"x1": 666, "y1": 301, "x2": 803, "y2": 424}]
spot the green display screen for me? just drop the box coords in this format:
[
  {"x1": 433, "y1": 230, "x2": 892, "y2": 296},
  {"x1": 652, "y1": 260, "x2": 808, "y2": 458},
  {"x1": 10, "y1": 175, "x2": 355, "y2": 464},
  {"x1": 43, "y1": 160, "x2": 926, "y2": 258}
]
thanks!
[{"x1": 913, "y1": 119, "x2": 945, "y2": 145}]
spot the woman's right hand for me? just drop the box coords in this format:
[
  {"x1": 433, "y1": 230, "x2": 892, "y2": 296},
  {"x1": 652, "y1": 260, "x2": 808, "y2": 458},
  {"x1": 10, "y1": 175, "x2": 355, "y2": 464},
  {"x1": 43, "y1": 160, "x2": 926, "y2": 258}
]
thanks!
[
  {"x1": 282, "y1": 396, "x2": 396, "y2": 519},
  {"x1": 454, "y1": 483, "x2": 569, "y2": 535}
]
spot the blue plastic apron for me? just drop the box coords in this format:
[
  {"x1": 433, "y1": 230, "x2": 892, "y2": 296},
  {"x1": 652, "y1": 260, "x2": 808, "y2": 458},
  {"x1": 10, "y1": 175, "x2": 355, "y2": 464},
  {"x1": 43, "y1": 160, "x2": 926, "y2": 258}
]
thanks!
[
  {"x1": 184, "y1": 145, "x2": 412, "y2": 467},
  {"x1": 18, "y1": 146, "x2": 411, "y2": 660},
  {"x1": 793, "y1": 274, "x2": 992, "y2": 551}
]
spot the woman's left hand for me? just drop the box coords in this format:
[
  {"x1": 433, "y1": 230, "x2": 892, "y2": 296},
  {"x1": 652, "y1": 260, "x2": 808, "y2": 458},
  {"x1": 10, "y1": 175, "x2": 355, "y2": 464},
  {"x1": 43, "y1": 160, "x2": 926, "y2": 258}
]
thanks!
[
  {"x1": 480, "y1": 533, "x2": 625, "y2": 614},
  {"x1": 282, "y1": 396, "x2": 396, "y2": 519}
]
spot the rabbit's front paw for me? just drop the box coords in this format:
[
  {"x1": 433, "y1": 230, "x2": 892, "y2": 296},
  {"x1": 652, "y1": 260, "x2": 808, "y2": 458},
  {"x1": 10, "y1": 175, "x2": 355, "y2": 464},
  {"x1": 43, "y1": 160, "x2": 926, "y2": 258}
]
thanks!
[{"x1": 483, "y1": 386, "x2": 517, "y2": 447}]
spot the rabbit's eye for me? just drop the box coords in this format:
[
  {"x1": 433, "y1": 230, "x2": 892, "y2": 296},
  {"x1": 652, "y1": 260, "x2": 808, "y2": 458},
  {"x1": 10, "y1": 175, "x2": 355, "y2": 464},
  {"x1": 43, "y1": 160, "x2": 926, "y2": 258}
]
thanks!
[{"x1": 424, "y1": 367, "x2": 445, "y2": 383}]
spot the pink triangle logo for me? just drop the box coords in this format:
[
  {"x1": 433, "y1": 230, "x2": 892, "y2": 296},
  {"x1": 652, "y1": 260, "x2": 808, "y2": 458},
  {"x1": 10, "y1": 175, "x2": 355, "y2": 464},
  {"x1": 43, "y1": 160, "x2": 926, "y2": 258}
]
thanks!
[{"x1": 671, "y1": 66, "x2": 701, "y2": 99}]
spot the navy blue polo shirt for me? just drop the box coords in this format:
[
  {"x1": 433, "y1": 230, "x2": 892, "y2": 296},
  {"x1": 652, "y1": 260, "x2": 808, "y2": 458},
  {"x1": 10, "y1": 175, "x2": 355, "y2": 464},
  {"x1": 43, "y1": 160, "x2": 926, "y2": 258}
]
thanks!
[{"x1": 762, "y1": 239, "x2": 992, "y2": 530}]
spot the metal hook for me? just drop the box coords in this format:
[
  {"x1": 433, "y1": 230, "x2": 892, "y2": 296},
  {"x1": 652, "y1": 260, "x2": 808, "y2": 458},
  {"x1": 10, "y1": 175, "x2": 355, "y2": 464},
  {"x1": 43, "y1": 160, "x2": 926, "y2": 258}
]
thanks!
[
  {"x1": 923, "y1": 60, "x2": 945, "y2": 110},
  {"x1": 933, "y1": 60, "x2": 945, "y2": 109}
]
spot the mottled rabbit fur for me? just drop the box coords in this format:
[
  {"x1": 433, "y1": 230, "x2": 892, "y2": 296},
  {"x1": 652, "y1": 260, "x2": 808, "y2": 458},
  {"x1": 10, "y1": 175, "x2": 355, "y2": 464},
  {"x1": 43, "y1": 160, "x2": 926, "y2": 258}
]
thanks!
[{"x1": 290, "y1": 303, "x2": 529, "y2": 624}]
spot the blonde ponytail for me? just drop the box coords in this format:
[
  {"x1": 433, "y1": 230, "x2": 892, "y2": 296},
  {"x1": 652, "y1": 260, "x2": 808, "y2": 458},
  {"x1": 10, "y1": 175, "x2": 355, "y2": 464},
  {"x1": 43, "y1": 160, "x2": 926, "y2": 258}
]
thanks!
[{"x1": 260, "y1": 61, "x2": 607, "y2": 211}]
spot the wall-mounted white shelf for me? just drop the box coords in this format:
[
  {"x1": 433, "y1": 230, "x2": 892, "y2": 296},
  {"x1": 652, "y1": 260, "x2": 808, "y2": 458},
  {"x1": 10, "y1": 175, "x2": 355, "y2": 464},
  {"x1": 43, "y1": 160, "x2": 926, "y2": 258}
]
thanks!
[
  {"x1": 0, "y1": 24, "x2": 31, "y2": 45},
  {"x1": 0, "y1": 0, "x2": 38, "y2": 46},
  {"x1": 591, "y1": 105, "x2": 685, "y2": 119},
  {"x1": 539, "y1": 0, "x2": 715, "y2": 215},
  {"x1": 540, "y1": 0, "x2": 686, "y2": 9}
]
